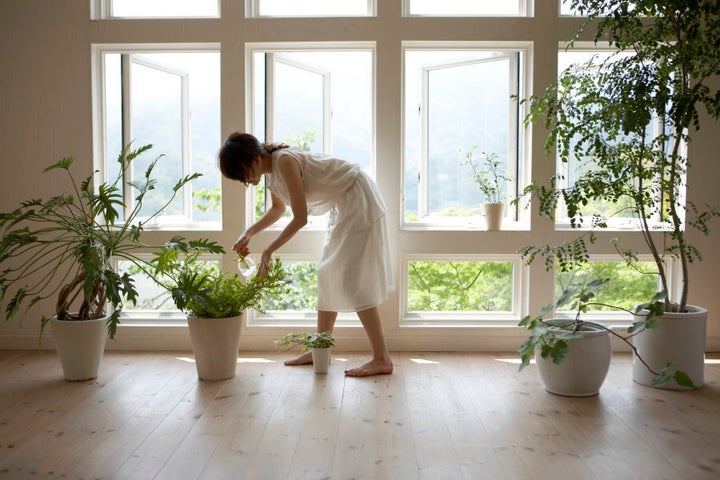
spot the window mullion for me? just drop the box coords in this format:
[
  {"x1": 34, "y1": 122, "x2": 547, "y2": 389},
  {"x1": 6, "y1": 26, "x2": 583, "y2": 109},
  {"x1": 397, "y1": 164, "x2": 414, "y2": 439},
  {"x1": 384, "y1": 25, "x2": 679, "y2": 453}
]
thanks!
[{"x1": 120, "y1": 53, "x2": 133, "y2": 219}]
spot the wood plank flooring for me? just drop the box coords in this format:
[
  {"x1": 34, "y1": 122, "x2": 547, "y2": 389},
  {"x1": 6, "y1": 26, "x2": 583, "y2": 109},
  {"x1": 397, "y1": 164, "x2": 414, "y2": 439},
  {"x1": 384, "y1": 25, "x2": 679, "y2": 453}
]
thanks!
[{"x1": 1, "y1": 350, "x2": 719, "y2": 479}]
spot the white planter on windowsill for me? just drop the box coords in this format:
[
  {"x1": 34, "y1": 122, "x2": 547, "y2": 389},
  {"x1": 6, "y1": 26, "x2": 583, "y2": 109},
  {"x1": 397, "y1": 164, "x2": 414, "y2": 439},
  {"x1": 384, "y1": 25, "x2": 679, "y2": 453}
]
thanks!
[{"x1": 482, "y1": 203, "x2": 504, "y2": 231}]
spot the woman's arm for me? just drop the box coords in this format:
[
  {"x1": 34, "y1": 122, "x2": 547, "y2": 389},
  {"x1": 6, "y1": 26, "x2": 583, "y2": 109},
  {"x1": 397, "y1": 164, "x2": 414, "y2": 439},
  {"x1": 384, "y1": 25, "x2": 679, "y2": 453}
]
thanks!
[
  {"x1": 258, "y1": 154, "x2": 308, "y2": 274},
  {"x1": 232, "y1": 191, "x2": 286, "y2": 257}
]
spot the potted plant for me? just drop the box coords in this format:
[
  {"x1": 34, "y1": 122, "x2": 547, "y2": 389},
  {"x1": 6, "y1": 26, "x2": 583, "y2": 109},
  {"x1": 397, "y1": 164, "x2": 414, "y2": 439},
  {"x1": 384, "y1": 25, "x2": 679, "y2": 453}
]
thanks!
[
  {"x1": 518, "y1": 276, "x2": 695, "y2": 396},
  {"x1": 275, "y1": 331, "x2": 335, "y2": 374},
  {"x1": 464, "y1": 148, "x2": 513, "y2": 230},
  {"x1": 0, "y1": 144, "x2": 197, "y2": 381},
  {"x1": 151, "y1": 236, "x2": 287, "y2": 380},
  {"x1": 519, "y1": 0, "x2": 720, "y2": 388}
]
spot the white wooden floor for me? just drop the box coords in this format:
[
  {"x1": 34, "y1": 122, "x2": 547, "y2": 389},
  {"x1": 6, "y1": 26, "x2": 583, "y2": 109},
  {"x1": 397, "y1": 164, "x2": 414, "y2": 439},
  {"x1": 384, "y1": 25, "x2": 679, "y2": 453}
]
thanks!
[{"x1": 1, "y1": 350, "x2": 719, "y2": 480}]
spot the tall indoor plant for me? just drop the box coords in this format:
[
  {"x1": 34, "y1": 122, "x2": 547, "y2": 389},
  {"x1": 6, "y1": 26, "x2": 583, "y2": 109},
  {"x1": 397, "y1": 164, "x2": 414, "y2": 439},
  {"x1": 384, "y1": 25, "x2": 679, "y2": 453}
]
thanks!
[
  {"x1": 519, "y1": 0, "x2": 720, "y2": 388},
  {"x1": 0, "y1": 144, "x2": 198, "y2": 380},
  {"x1": 151, "y1": 236, "x2": 287, "y2": 380}
]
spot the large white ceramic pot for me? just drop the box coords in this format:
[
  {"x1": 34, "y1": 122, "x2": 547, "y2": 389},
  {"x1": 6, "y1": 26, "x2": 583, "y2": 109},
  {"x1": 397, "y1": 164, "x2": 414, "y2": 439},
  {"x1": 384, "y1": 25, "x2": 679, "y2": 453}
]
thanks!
[
  {"x1": 311, "y1": 347, "x2": 331, "y2": 374},
  {"x1": 481, "y1": 203, "x2": 504, "y2": 231},
  {"x1": 50, "y1": 316, "x2": 108, "y2": 381},
  {"x1": 632, "y1": 305, "x2": 707, "y2": 389},
  {"x1": 535, "y1": 320, "x2": 612, "y2": 397},
  {"x1": 187, "y1": 314, "x2": 243, "y2": 380}
]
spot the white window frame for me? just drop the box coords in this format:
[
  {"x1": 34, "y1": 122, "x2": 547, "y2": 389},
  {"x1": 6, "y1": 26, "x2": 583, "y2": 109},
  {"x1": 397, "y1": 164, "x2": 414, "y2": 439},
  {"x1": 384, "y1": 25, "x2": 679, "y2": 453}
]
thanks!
[
  {"x1": 554, "y1": 42, "x2": 684, "y2": 233},
  {"x1": 244, "y1": 42, "x2": 377, "y2": 231},
  {"x1": 247, "y1": 0, "x2": 376, "y2": 18},
  {"x1": 91, "y1": 43, "x2": 221, "y2": 231},
  {"x1": 403, "y1": 0, "x2": 531, "y2": 17},
  {"x1": 402, "y1": 41, "x2": 532, "y2": 231},
  {"x1": 91, "y1": 0, "x2": 221, "y2": 19},
  {"x1": 551, "y1": 254, "x2": 677, "y2": 326},
  {"x1": 400, "y1": 254, "x2": 528, "y2": 327}
]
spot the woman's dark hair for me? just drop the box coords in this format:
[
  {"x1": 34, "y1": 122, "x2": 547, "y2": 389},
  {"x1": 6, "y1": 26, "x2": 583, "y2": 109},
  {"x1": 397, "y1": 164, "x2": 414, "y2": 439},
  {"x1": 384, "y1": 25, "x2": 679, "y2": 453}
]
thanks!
[{"x1": 218, "y1": 132, "x2": 288, "y2": 184}]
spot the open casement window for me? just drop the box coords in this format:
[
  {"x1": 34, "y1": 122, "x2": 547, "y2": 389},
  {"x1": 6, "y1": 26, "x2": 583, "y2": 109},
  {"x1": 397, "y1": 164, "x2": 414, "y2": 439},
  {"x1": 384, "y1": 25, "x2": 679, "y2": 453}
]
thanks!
[
  {"x1": 99, "y1": 49, "x2": 221, "y2": 228},
  {"x1": 555, "y1": 48, "x2": 676, "y2": 230},
  {"x1": 405, "y1": 50, "x2": 522, "y2": 228},
  {"x1": 249, "y1": 47, "x2": 374, "y2": 227}
]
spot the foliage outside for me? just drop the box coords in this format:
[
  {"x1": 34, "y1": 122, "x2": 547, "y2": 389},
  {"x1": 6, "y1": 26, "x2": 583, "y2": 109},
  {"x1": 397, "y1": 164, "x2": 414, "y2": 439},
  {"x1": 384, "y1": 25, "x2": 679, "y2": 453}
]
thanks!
[
  {"x1": 520, "y1": 0, "x2": 720, "y2": 313},
  {"x1": 150, "y1": 236, "x2": 288, "y2": 318},
  {"x1": 275, "y1": 331, "x2": 335, "y2": 352},
  {"x1": 0, "y1": 144, "x2": 198, "y2": 338}
]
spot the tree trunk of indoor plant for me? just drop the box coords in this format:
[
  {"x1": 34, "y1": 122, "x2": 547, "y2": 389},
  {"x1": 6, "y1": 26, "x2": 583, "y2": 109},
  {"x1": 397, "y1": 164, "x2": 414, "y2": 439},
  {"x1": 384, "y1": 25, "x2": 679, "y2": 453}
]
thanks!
[
  {"x1": 50, "y1": 316, "x2": 108, "y2": 381},
  {"x1": 535, "y1": 319, "x2": 612, "y2": 397},
  {"x1": 187, "y1": 314, "x2": 243, "y2": 380},
  {"x1": 632, "y1": 306, "x2": 707, "y2": 389}
]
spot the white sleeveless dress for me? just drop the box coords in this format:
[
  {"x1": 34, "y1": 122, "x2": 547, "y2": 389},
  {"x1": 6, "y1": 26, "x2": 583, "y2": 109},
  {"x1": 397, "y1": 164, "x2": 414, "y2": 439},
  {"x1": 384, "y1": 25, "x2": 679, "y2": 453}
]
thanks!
[{"x1": 267, "y1": 147, "x2": 394, "y2": 312}]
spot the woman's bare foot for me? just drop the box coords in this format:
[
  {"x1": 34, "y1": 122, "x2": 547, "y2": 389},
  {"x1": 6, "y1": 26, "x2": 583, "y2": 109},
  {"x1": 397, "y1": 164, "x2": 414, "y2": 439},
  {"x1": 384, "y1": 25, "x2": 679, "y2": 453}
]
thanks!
[
  {"x1": 284, "y1": 351, "x2": 314, "y2": 366},
  {"x1": 344, "y1": 358, "x2": 393, "y2": 377}
]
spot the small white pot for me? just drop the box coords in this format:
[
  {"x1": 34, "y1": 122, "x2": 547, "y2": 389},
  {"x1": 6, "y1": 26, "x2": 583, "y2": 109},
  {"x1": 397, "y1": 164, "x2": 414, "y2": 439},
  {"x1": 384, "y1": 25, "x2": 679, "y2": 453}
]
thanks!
[
  {"x1": 187, "y1": 314, "x2": 243, "y2": 380},
  {"x1": 632, "y1": 305, "x2": 707, "y2": 389},
  {"x1": 50, "y1": 316, "x2": 108, "y2": 381},
  {"x1": 311, "y1": 347, "x2": 331, "y2": 374},
  {"x1": 535, "y1": 320, "x2": 611, "y2": 397},
  {"x1": 481, "y1": 203, "x2": 504, "y2": 231}
]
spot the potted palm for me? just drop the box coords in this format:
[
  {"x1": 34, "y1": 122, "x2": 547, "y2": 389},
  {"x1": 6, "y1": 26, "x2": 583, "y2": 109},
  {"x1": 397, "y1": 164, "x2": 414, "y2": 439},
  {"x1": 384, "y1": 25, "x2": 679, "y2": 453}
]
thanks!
[
  {"x1": 0, "y1": 144, "x2": 198, "y2": 381},
  {"x1": 151, "y1": 237, "x2": 287, "y2": 380},
  {"x1": 464, "y1": 148, "x2": 513, "y2": 231},
  {"x1": 519, "y1": 0, "x2": 720, "y2": 389},
  {"x1": 275, "y1": 331, "x2": 335, "y2": 374}
]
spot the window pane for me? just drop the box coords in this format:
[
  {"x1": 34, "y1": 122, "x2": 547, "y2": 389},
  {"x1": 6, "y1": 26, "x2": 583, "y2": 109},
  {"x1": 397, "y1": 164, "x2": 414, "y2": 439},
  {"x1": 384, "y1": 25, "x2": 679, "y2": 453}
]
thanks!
[
  {"x1": 103, "y1": 51, "x2": 221, "y2": 224},
  {"x1": 408, "y1": 0, "x2": 523, "y2": 16},
  {"x1": 405, "y1": 49, "x2": 520, "y2": 224},
  {"x1": 260, "y1": 261, "x2": 318, "y2": 311},
  {"x1": 251, "y1": 49, "x2": 373, "y2": 223},
  {"x1": 110, "y1": 0, "x2": 219, "y2": 18},
  {"x1": 257, "y1": 0, "x2": 371, "y2": 17},
  {"x1": 407, "y1": 260, "x2": 513, "y2": 312},
  {"x1": 555, "y1": 261, "x2": 659, "y2": 312}
]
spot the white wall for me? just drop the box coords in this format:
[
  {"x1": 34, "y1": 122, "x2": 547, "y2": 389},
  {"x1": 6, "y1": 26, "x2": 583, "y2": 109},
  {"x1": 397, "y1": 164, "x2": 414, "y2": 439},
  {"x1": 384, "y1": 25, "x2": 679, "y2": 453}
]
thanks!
[{"x1": 1, "y1": 0, "x2": 718, "y2": 352}]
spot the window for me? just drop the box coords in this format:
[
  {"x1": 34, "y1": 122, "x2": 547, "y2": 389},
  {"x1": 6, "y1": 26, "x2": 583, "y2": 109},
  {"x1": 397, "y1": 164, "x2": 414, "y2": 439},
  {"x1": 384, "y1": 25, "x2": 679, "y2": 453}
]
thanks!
[
  {"x1": 554, "y1": 259, "x2": 662, "y2": 323},
  {"x1": 249, "y1": 0, "x2": 374, "y2": 17},
  {"x1": 403, "y1": 45, "x2": 526, "y2": 228},
  {"x1": 95, "y1": 46, "x2": 221, "y2": 228},
  {"x1": 556, "y1": 47, "x2": 670, "y2": 229},
  {"x1": 406, "y1": 0, "x2": 528, "y2": 16},
  {"x1": 94, "y1": 0, "x2": 220, "y2": 18},
  {"x1": 247, "y1": 45, "x2": 374, "y2": 226},
  {"x1": 402, "y1": 257, "x2": 524, "y2": 325}
]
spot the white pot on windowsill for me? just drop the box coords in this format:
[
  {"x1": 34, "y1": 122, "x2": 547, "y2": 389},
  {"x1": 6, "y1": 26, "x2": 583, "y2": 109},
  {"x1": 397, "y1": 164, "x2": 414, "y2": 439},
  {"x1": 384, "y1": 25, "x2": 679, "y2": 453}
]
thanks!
[{"x1": 482, "y1": 203, "x2": 504, "y2": 231}]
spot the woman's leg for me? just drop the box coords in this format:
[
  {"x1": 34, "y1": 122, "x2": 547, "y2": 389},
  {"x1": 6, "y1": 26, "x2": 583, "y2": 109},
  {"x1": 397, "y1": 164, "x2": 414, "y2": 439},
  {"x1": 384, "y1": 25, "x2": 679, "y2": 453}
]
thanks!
[
  {"x1": 344, "y1": 306, "x2": 393, "y2": 377},
  {"x1": 284, "y1": 310, "x2": 338, "y2": 365}
]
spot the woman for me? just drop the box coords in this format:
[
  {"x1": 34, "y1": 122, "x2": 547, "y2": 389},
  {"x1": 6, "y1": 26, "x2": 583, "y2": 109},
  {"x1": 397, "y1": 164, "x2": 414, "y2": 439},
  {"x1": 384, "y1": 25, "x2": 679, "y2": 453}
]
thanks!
[{"x1": 219, "y1": 132, "x2": 394, "y2": 377}]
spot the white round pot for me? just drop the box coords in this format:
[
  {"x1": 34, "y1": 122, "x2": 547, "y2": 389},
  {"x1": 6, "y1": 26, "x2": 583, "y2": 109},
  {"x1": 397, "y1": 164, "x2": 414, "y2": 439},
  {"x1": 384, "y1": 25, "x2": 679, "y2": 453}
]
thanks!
[
  {"x1": 535, "y1": 320, "x2": 612, "y2": 397},
  {"x1": 482, "y1": 203, "x2": 504, "y2": 231},
  {"x1": 187, "y1": 314, "x2": 243, "y2": 380},
  {"x1": 50, "y1": 316, "x2": 108, "y2": 381},
  {"x1": 311, "y1": 347, "x2": 331, "y2": 374},
  {"x1": 632, "y1": 305, "x2": 707, "y2": 389}
]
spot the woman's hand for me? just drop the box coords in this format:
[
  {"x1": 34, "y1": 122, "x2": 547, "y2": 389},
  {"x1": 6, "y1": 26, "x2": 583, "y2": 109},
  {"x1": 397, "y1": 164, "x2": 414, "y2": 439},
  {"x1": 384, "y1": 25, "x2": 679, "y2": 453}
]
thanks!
[
  {"x1": 258, "y1": 250, "x2": 273, "y2": 276},
  {"x1": 233, "y1": 231, "x2": 251, "y2": 257}
]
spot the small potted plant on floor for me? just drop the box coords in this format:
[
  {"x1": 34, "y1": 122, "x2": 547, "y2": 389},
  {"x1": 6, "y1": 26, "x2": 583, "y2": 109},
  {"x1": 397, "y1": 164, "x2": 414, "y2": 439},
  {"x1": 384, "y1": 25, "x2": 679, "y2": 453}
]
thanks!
[
  {"x1": 0, "y1": 144, "x2": 198, "y2": 381},
  {"x1": 151, "y1": 237, "x2": 288, "y2": 380},
  {"x1": 275, "y1": 331, "x2": 335, "y2": 374},
  {"x1": 464, "y1": 148, "x2": 513, "y2": 231},
  {"x1": 518, "y1": 0, "x2": 720, "y2": 388}
]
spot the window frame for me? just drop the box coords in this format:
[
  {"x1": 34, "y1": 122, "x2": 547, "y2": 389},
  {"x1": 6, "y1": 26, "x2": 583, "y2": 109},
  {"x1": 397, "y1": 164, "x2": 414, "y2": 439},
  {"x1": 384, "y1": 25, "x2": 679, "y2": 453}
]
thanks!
[
  {"x1": 91, "y1": 43, "x2": 222, "y2": 231},
  {"x1": 400, "y1": 254, "x2": 528, "y2": 327},
  {"x1": 91, "y1": 0, "x2": 221, "y2": 19},
  {"x1": 246, "y1": 0, "x2": 376, "y2": 18},
  {"x1": 403, "y1": 0, "x2": 530, "y2": 17},
  {"x1": 401, "y1": 41, "x2": 531, "y2": 231}
]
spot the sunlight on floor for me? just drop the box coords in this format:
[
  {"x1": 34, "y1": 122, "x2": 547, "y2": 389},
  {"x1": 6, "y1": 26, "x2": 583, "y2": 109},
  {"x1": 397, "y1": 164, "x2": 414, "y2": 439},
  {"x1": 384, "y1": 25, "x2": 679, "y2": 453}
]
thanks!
[
  {"x1": 410, "y1": 358, "x2": 440, "y2": 364},
  {"x1": 494, "y1": 358, "x2": 534, "y2": 365},
  {"x1": 705, "y1": 358, "x2": 720, "y2": 364}
]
